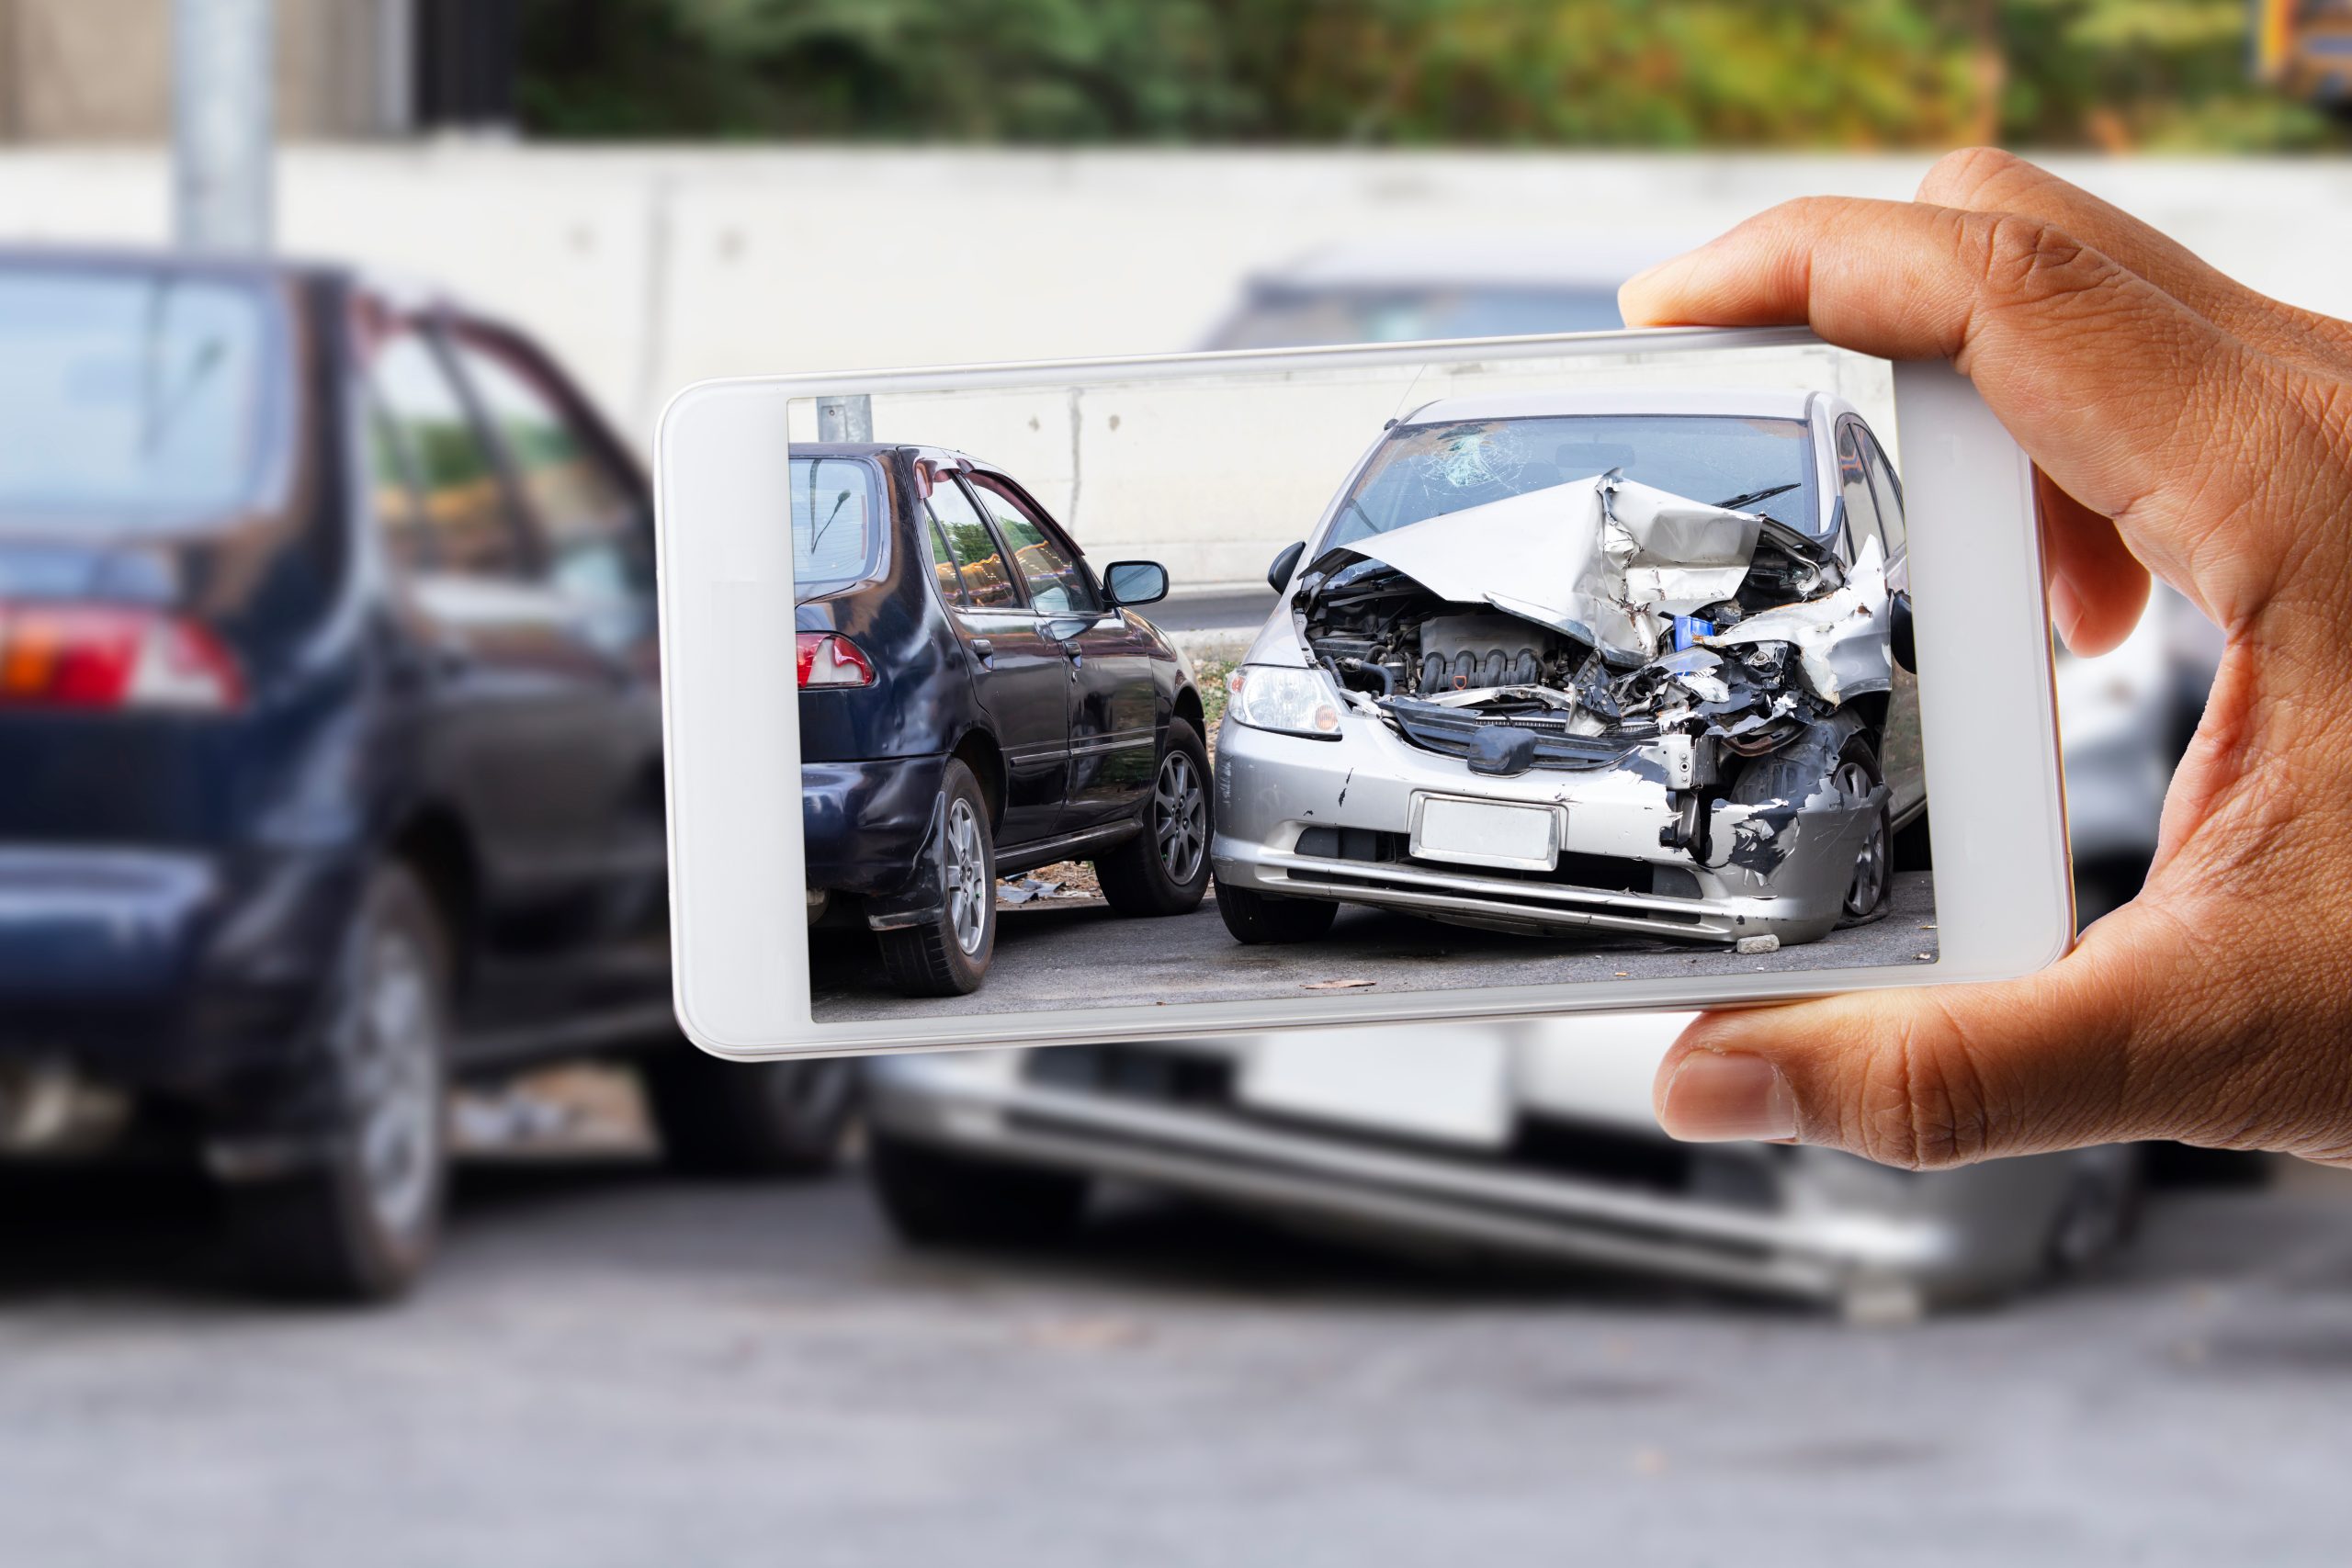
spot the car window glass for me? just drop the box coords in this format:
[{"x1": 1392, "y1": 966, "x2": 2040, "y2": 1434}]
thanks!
[
  {"x1": 926, "y1": 473, "x2": 1019, "y2": 609},
  {"x1": 793, "y1": 456, "x2": 882, "y2": 587},
  {"x1": 1863, "y1": 432, "x2": 1906, "y2": 558},
  {"x1": 1837, "y1": 423, "x2": 1883, "y2": 562},
  {"x1": 365, "y1": 397, "x2": 430, "y2": 565},
  {"x1": 923, "y1": 514, "x2": 968, "y2": 606},
  {"x1": 447, "y1": 333, "x2": 643, "y2": 609},
  {"x1": 973, "y1": 479, "x2": 1096, "y2": 615},
  {"x1": 368, "y1": 330, "x2": 521, "y2": 578}
]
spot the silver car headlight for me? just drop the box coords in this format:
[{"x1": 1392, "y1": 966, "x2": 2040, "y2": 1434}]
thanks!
[{"x1": 1227, "y1": 664, "x2": 1343, "y2": 740}]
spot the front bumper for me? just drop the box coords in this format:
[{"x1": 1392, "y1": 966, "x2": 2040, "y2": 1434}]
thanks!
[
  {"x1": 1211, "y1": 714, "x2": 1882, "y2": 945},
  {"x1": 0, "y1": 844, "x2": 359, "y2": 1102},
  {"x1": 867, "y1": 1044, "x2": 2012, "y2": 1304}
]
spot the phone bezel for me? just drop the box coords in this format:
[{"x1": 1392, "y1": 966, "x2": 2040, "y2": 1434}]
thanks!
[{"x1": 653, "y1": 328, "x2": 2070, "y2": 1059}]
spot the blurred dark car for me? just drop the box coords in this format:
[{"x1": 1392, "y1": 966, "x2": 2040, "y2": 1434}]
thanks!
[
  {"x1": 0, "y1": 248, "x2": 854, "y2": 1300},
  {"x1": 797, "y1": 444, "x2": 1210, "y2": 995}
]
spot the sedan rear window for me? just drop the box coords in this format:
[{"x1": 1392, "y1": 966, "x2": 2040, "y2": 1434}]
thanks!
[
  {"x1": 793, "y1": 455, "x2": 883, "y2": 590},
  {"x1": 0, "y1": 268, "x2": 287, "y2": 528}
]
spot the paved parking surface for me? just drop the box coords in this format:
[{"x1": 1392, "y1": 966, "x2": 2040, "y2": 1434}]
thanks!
[
  {"x1": 4, "y1": 1153, "x2": 2349, "y2": 1567},
  {"x1": 813, "y1": 871, "x2": 1939, "y2": 1022}
]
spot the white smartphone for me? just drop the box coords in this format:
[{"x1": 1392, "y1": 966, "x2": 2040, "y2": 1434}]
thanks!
[{"x1": 653, "y1": 328, "x2": 2070, "y2": 1059}]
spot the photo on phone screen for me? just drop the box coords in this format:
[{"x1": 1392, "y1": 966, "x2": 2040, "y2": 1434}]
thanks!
[{"x1": 783, "y1": 338, "x2": 1930, "y2": 1027}]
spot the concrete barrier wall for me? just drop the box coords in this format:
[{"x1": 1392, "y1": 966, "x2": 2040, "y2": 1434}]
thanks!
[
  {"x1": 3, "y1": 146, "x2": 2343, "y2": 581},
  {"x1": 786, "y1": 344, "x2": 1885, "y2": 586}
]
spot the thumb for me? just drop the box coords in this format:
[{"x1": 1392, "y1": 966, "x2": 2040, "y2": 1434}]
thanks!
[{"x1": 1650, "y1": 908, "x2": 2233, "y2": 1167}]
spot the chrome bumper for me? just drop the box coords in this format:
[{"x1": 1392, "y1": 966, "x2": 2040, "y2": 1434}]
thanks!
[
  {"x1": 868, "y1": 1056, "x2": 1962, "y2": 1303},
  {"x1": 1210, "y1": 715, "x2": 1882, "y2": 945}
]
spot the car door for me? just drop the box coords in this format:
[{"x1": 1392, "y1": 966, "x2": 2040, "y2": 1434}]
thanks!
[
  {"x1": 364, "y1": 311, "x2": 644, "y2": 956},
  {"x1": 1858, "y1": 423, "x2": 1926, "y2": 820},
  {"x1": 970, "y1": 473, "x2": 1159, "y2": 830},
  {"x1": 442, "y1": 321, "x2": 668, "y2": 949},
  {"x1": 923, "y1": 466, "x2": 1069, "y2": 847}
]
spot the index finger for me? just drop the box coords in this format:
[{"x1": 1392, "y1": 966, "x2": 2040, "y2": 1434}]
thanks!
[{"x1": 1618, "y1": 196, "x2": 2296, "y2": 626}]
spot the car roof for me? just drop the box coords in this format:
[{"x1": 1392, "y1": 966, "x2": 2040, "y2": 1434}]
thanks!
[
  {"x1": 0, "y1": 240, "x2": 344, "y2": 286},
  {"x1": 795, "y1": 442, "x2": 998, "y2": 470},
  {"x1": 1251, "y1": 231, "x2": 1713, "y2": 294},
  {"x1": 1398, "y1": 386, "x2": 1829, "y2": 425}
]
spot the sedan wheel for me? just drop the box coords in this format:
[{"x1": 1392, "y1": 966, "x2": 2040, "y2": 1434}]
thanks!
[
  {"x1": 944, "y1": 795, "x2": 989, "y2": 957},
  {"x1": 1837, "y1": 755, "x2": 1891, "y2": 919},
  {"x1": 877, "y1": 758, "x2": 996, "y2": 997},
  {"x1": 1096, "y1": 717, "x2": 1213, "y2": 919},
  {"x1": 1154, "y1": 749, "x2": 1207, "y2": 886}
]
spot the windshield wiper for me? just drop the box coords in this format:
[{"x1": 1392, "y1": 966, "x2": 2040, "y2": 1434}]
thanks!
[
  {"x1": 807, "y1": 491, "x2": 853, "y2": 560},
  {"x1": 1712, "y1": 481, "x2": 1801, "y2": 513}
]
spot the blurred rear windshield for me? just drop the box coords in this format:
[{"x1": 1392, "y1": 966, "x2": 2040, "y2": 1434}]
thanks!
[
  {"x1": 0, "y1": 267, "x2": 288, "y2": 529},
  {"x1": 793, "y1": 455, "x2": 883, "y2": 592}
]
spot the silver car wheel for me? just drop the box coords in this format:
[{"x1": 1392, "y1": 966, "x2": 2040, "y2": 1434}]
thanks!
[
  {"x1": 347, "y1": 926, "x2": 443, "y2": 1244},
  {"x1": 1154, "y1": 749, "x2": 1207, "y2": 885},
  {"x1": 1838, "y1": 759, "x2": 1889, "y2": 917},
  {"x1": 944, "y1": 796, "x2": 989, "y2": 955}
]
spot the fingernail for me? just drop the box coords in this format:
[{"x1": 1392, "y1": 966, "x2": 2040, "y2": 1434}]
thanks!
[{"x1": 1658, "y1": 1051, "x2": 1799, "y2": 1143}]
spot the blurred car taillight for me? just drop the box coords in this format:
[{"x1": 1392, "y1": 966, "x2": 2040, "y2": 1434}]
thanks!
[
  {"x1": 797, "y1": 631, "x2": 876, "y2": 688},
  {"x1": 0, "y1": 603, "x2": 244, "y2": 712}
]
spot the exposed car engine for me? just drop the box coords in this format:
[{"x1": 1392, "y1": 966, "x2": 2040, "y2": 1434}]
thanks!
[{"x1": 1294, "y1": 469, "x2": 1894, "y2": 862}]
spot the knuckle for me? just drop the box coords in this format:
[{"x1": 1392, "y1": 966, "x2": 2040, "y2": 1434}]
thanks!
[
  {"x1": 1917, "y1": 145, "x2": 2029, "y2": 208},
  {"x1": 1848, "y1": 1000, "x2": 1996, "y2": 1170},
  {"x1": 1959, "y1": 210, "x2": 2114, "y2": 312}
]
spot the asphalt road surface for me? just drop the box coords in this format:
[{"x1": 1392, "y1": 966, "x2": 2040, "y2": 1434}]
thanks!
[
  {"x1": 813, "y1": 870, "x2": 1938, "y2": 1023},
  {"x1": 1147, "y1": 584, "x2": 1279, "y2": 635},
  {"x1": 5, "y1": 1151, "x2": 2349, "y2": 1567}
]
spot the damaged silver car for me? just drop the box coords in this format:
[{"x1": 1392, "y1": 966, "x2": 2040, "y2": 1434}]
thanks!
[{"x1": 1212, "y1": 389, "x2": 1924, "y2": 948}]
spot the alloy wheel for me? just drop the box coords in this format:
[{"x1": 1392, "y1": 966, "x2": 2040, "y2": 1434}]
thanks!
[
  {"x1": 1837, "y1": 759, "x2": 1889, "y2": 917},
  {"x1": 345, "y1": 925, "x2": 443, "y2": 1244},
  {"x1": 944, "y1": 795, "x2": 989, "y2": 955},
  {"x1": 1154, "y1": 750, "x2": 1207, "y2": 885}
]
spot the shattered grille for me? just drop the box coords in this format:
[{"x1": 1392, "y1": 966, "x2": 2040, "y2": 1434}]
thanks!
[{"x1": 1383, "y1": 698, "x2": 1645, "y2": 773}]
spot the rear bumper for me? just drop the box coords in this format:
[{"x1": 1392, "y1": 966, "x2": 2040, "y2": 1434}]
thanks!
[
  {"x1": 0, "y1": 844, "x2": 359, "y2": 1102},
  {"x1": 802, "y1": 756, "x2": 948, "y2": 931},
  {"x1": 802, "y1": 756, "x2": 947, "y2": 895}
]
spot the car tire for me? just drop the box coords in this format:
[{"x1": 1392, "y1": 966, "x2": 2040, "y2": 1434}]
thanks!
[
  {"x1": 223, "y1": 863, "x2": 451, "y2": 1303},
  {"x1": 2046, "y1": 1155, "x2": 2146, "y2": 1277},
  {"x1": 1834, "y1": 735, "x2": 1893, "y2": 924},
  {"x1": 866, "y1": 1129, "x2": 1090, "y2": 1247},
  {"x1": 642, "y1": 1049, "x2": 858, "y2": 1176},
  {"x1": 1215, "y1": 879, "x2": 1340, "y2": 943},
  {"x1": 1095, "y1": 716, "x2": 1212, "y2": 918},
  {"x1": 876, "y1": 758, "x2": 996, "y2": 997}
]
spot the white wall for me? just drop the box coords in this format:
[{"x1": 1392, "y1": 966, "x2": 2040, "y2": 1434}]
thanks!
[{"x1": 2, "y1": 146, "x2": 2343, "y2": 581}]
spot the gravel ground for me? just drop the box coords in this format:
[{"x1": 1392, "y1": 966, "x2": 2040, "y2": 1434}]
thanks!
[
  {"x1": 4, "y1": 1154, "x2": 2349, "y2": 1568},
  {"x1": 813, "y1": 871, "x2": 1938, "y2": 1023}
]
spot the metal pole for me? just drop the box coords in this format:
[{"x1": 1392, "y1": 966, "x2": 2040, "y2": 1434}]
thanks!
[
  {"x1": 816, "y1": 397, "x2": 874, "y2": 443},
  {"x1": 173, "y1": 0, "x2": 275, "y2": 253}
]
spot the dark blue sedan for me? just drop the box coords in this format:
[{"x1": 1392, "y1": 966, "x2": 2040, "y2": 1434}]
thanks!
[{"x1": 795, "y1": 445, "x2": 1211, "y2": 995}]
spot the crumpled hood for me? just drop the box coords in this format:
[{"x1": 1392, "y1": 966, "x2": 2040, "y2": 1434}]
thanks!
[{"x1": 1315, "y1": 471, "x2": 1774, "y2": 664}]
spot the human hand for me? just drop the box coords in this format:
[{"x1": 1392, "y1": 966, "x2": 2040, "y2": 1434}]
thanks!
[{"x1": 1621, "y1": 148, "x2": 2352, "y2": 1168}]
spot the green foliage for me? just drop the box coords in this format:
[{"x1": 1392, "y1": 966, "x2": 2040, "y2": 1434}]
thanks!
[{"x1": 517, "y1": 0, "x2": 2345, "y2": 149}]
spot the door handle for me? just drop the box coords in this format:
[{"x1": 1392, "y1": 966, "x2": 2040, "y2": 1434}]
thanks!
[{"x1": 968, "y1": 637, "x2": 995, "y2": 670}]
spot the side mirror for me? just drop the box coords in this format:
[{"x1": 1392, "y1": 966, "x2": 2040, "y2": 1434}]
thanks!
[
  {"x1": 1102, "y1": 559, "x2": 1170, "y2": 608},
  {"x1": 1891, "y1": 590, "x2": 1916, "y2": 674},
  {"x1": 1267, "y1": 540, "x2": 1306, "y2": 595}
]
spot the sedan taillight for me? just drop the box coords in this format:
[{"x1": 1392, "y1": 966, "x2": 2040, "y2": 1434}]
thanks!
[
  {"x1": 0, "y1": 603, "x2": 244, "y2": 712},
  {"x1": 797, "y1": 631, "x2": 875, "y2": 688}
]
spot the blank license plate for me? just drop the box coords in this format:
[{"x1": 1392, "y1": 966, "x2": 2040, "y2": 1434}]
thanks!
[
  {"x1": 1411, "y1": 795, "x2": 1558, "y2": 872},
  {"x1": 1242, "y1": 1027, "x2": 1511, "y2": 1148}
]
